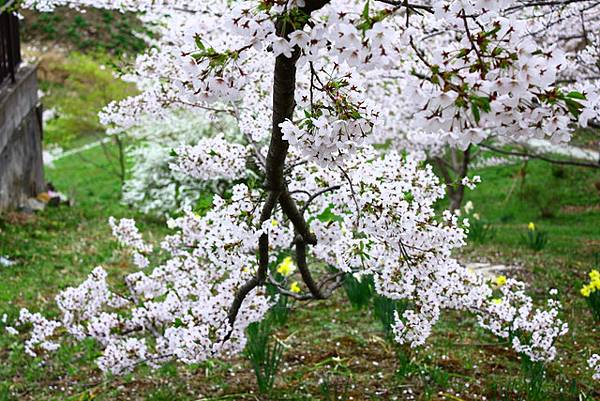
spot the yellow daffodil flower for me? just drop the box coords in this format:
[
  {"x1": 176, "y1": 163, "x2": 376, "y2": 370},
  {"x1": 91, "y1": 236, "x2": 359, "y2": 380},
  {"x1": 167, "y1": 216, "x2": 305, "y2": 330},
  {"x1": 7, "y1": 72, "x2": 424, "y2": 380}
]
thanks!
[
  {"x1": 581, "y1": 285, "x2": 592, "y2": 297},
  {"x1": 277, "y1": 256, "x2": 295, "y2": 276},
  {"x1": 528, "y1": 222, "x2": 535, "y2": 231},
  {"x1": 290, "y1": 281, "x2": 301, "y2": 293},
  {"x1": 495, "y1": 275, "x2": 507, "y2": 287},
  {"x1": 580, "y1": 270, "x2": 600, "y2": 298}
]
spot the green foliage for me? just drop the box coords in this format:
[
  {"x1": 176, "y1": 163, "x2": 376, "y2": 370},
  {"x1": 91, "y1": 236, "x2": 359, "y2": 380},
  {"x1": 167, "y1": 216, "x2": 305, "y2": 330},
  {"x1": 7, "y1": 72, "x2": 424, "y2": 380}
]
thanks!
[
  {"x1": 41, "y1": 52, "x2": 137, "y2": 148},
  {"x1": 562, "y1": 91, "x2": 586, "y2": 118},
  {"x1": 584, "y1": 292, "x2": 600, "y2": 322},
  {"x1": 242, "y1": 292, "x2": 293, "y2": 395},
  {"x1": 520, "y1": 356, "x2": 547, "y2": 401},
  {"x1": 318, "y1": 373, "x2": 351, "y2": 401},
  {"x1": 21, "y1": 8, "x2": 152, "y2": 56},
  {"x1": 315, "y1": 204, "x2": 344, "y2": 223},
  {"x1": 244, "y1": 318, "x2": 285, "y2": 395},
  {"x1": 580, "y1": 267, "x2": 600, "y2": 322},
  {"x1": 157, "y1": 362, "x2": 179, "y2": 378},
  {"x1": 469, "y1": 95, "x2": 491, "y2": 123},
  {"x1": 461, "y1": 157, "x2": 600, "y2": 256},
  {"x1": 0, "y1": 383, "x2": 11, "y2": 401},
  {"x1": 394, "y1": 347, "x2": 416, "y2": 380},
  {"x1": 194, "y1": 191, "x2": 215, "y2": 217},
  {"x1": 521, "y1": 225, "x2": 548, "y2": 252},
  {"x1": 467, "y1": 215, "x2": 496, "y2": 244},
  {"x1": 373, "y1": 295, "x2": 408, "y2": 340},
  {"x1": 269, "y1": 294, "x2": 292, "y2": 327},
  {"x1": 551, "y1": 165, "x2": 566, "y2": 179},
  {"x1": 190, "y1": 37, "x2": 237, "y2": 71},
  {"x1": 521, "y1": 182, "x2": 562, "y2": 219},
  {"x1": 343, "y1": 273, "x2": 374, "y2": 310}
]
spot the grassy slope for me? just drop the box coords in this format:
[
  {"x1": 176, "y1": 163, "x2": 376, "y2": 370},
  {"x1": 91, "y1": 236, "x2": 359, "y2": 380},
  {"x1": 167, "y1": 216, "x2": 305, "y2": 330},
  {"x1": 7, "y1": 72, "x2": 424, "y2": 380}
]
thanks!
[
  {"x1": 37, "y1": 51, "x2": 138, "y2": 150},
  {"x1": 0, "y1": 147, "x2": 599, "y2": 400},
  {"x1": 464, "y1": 159, "x2": 600, "y2": 255}
]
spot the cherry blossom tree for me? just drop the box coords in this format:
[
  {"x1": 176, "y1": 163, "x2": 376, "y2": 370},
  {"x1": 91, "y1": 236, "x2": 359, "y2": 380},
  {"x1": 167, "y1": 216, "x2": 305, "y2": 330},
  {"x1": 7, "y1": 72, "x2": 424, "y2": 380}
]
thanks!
[
  {"x1": 9, "y1": 0, "x2": 600, "y2": 381},
  {"x1": 378, "y1": 0, "x2": 600, "y2": 210}
]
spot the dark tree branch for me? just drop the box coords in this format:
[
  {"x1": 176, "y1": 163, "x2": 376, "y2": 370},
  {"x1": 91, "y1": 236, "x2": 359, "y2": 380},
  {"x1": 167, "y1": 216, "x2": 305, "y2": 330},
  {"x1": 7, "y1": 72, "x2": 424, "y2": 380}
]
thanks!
[
  {"x1": 226, "y1": 190, "x2": 280, "y2": 337},
  {"x1": 338, "y1": 166, "x2": 361, "y2": 227},
  {"x1": 300, "y1": 185, "x2": 342, "y2": 215},
  {"x1": 433, "y1": 156, "x2": 454, "y2": 196},
  {"x1": 304, "y1": 0, "x2": 331, "y2": 13},
  {"x1": 481, "y1": 144, "x2": 600, "y2": 168},
  {"x1": 375, "y1": 0, "x2": 434, "y2": 13},
  {"x1": 267, "y1": 270, "x2": 315, "y2": 300},
  {"x1": 448, "y1": 146, "x2": 471, "y2": 211},
  {"x1": 506, "y1": 0, "x2": 597, "y2": 11},
  {"x1": 226, "y1": 0, "x2": 334, "y2": 336},
  {"x1": 280, "y1": 191, "x2": 317, "y2": 245},
  {"x1": 294, "y1": 236, "x2": 326, "y2": 299}
]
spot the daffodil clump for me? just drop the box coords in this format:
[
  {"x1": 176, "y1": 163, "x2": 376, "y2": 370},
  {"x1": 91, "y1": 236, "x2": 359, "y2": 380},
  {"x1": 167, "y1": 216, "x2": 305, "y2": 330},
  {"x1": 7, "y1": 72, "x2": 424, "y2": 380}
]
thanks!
[
  {"x1": 489, "y1": 275, "x2": 507, "y2": 305},
  {"x1": 521, "y1": 222, "x2": 548, "y2": 251},
  {"x1": 581, "y1": 270, "x2": 600, "y2": 322},
  {"x1": 276, "y1": 257, "x2": 301, "y2": 294}
]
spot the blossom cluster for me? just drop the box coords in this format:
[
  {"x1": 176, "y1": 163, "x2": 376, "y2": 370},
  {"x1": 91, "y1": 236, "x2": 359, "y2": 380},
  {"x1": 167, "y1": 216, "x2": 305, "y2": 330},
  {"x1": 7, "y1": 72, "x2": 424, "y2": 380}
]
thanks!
[
  {"x1": 589, "y1": 354, "x2": 600, "y2": 381},
  {"x1": 13, "y1": 187, "x2": 280, "y2": 374},
  {"x1": 109, "y1": 217, "x2": 152, "y2": 268},
  {"x1": 287, "y1": 148, "x2": 567, "y2": 358},
  {"x1": 14, "y1": 309, "x2": 61, "y2": 357},
  {"x1": 25, "y1": 0, "x2": 599, "y2": 154},
  {"x1": 86, "y1": 0, "x2": 593, "y2": 166},
  {"x1": 170, "y1": 135, "x2": 249, "y2": 182},
  {"x1": 478, "y1": 279, "x2": 568, "y2": 362}
]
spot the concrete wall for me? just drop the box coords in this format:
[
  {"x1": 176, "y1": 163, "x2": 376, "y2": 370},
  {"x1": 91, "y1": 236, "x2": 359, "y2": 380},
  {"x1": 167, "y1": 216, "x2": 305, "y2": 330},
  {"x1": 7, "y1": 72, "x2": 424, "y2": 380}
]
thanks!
[{"x1": 0, "y1": 65, "x2": 44, "y2": 210}]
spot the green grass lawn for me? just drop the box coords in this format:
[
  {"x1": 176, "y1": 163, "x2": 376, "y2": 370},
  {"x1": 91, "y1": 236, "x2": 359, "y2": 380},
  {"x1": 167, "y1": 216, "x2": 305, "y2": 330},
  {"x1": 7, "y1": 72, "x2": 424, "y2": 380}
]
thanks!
[
  {"x1": 0, "y1": 146, "x2": 599, "y2": 401},
  {"x1": 464, "y1": 159, "x2": 600, "y2": 254}
]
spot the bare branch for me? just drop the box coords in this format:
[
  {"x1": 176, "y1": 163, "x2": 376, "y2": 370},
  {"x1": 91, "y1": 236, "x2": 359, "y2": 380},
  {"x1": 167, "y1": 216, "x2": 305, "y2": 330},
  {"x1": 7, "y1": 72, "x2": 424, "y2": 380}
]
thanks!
[
  {"x1": 226, "y1": 190, "x2": 280, "y2": 336},
  {"x1": 375, "y1": 0, "x2": 434, "y2": 13},
  {"x1": 338, "y1": 166, "x2": 361, "y2": 228},
  {"x1": 295, "y1": 236, "x2": 326, "y2": 299},
  {"x1": 481, "y1": 144, "x2": 600, "y2": 168},
  {"x1": 300, "y1": 185, "x2": 342, "y2": 215}
]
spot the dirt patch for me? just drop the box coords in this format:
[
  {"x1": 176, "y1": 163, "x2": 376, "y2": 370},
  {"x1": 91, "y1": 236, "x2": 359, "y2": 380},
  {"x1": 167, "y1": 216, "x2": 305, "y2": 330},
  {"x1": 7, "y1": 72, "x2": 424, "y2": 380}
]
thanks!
[
  {"x1": 560, "y1": 204, "x2": 600, "y2": 214},
  {"x1": 1, "y1": 211, "x2": 38, "y2": 226}
]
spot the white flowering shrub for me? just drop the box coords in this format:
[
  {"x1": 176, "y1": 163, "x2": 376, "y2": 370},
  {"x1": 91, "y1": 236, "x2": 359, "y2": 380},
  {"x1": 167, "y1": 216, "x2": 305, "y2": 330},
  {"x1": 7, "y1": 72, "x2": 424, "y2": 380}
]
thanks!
[
  {"x1": 10, "y1": 0, "x2": 600, "y2": 383},
  {"x1": 121, "y1": 111, "x2": 241, "y2": 216}
]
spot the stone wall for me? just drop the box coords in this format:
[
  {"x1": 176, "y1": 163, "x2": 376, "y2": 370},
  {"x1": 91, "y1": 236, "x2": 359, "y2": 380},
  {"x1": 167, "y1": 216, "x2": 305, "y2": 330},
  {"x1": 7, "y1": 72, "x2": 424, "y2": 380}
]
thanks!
[{"x1": 0, "y1": 65, "x2": 44, "y2": 210}]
